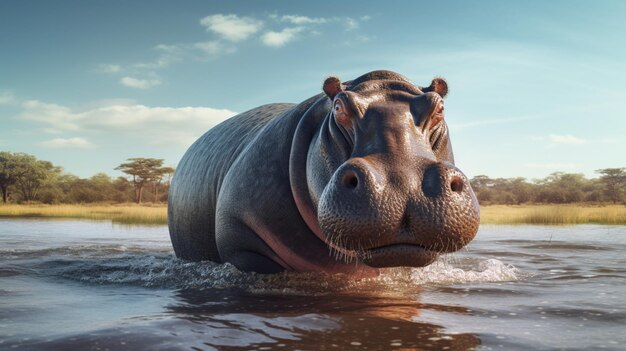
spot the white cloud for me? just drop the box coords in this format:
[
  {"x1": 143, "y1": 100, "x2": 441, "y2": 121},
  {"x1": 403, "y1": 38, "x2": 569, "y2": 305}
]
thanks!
[
  {"x1": 277, "y1": 14, "x2": 366, "y2": 32},
  {"x1": 154, "y1": 44, "x2": 180, "y2": 53},
  {"x1": 278, "y1": 15, "x2": 366, "y2": 31},
  {"x1": 95, "y1": 13, "x2": 369, "y2": 85},
  {"x1": 194, "y1": 41, "x2": 236, "y2": 57},
  {"x1": 120, "y1": 76, "x2": 162, "y2": 89},
  {"x1": 344, "y1": 18, "x2": 359, "y2": 31},
  {"x1": 21, "y1": 100, "x2": 79, "y2": 131},
  {"x1": 200, "y1": 14, "x2": 263, "y2": 42},
  {"x1": 133, "y1": 58, "x2": 173, "y2": 70},
  {"x1": 95, "y1": 12, "x2": 370, "y2": 90},
  {"x1": 280, "y1": 15, "x2": 328, "y2": 25},
  {"x1": 40, "y1": 137, "x2": 94, "y2": 149},
  {"x1": 261, "y1": 27, "x2": 304, "y2": 48},
  {"x1": 19, "y1": 100, "x2": 237, "y2": 146},
  {"x1": 134, "y1": 44, "x2": 184, "y2": 69},
  {"x1": 0, "y1": 91, "x2": 15, "y2": 105},
  {"x1": 98, "y1": 64, "x2": 122, "y2": 73},
  {"x1": 549, "y1": 134, "x2": 588, "y2": 144},
  {"x1": 83, "y1": 105, "x2": 235, "y2": 132}
]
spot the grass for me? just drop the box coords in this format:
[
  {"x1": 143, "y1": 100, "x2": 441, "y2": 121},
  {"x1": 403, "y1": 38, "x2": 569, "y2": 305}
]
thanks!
[
  {"x1": 0, "y1": 203, "x2": 625, "y2": 226},
  {"x1": 0, "y1": 203, "x2": 167, "y2": 225},
  {"x1": 480, "y1": 204, "x2": 626, "y2": 225}
]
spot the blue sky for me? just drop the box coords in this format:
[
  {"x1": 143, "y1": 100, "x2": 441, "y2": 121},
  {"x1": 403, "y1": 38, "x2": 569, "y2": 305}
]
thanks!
[{"x1": 1, "y1": 0, "x2": 624, "y2": 180}]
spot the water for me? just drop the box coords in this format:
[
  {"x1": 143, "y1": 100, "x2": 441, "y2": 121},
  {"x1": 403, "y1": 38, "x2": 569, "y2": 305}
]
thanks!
[{"x1": 1, "y1": 218, "x2": 624, "y2": 350}]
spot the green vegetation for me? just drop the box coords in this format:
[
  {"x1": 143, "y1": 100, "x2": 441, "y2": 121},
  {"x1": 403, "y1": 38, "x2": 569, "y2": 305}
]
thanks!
[
  {"x1": 115, "y1": 158, "x2": 174, "y2": 204},
  {"x1": 0, "y1": 152, "x2": 61, "y2": 203},
  {"x1": 1, "y1": 152, "x2": 174, "y2": 204},
  {"x1": 471, "y1": 169, "x2": 626, "y2": 205}
]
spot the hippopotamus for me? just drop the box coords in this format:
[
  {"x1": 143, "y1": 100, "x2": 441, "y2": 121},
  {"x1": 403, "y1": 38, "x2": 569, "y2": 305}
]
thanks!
[{"x1": 168, "y1": 70, "x2": 479, "y2": 274}]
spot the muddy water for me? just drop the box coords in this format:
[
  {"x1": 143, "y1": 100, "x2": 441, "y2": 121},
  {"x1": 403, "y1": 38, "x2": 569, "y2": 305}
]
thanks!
[{"x1": 0, "y1": 219, "x2": 624, "y2": 350}]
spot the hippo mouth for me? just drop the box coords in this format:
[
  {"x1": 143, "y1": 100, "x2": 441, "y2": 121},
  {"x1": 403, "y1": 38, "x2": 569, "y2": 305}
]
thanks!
[{"x1": 361, "y1": 243, "x2": 439, "y2": 268}]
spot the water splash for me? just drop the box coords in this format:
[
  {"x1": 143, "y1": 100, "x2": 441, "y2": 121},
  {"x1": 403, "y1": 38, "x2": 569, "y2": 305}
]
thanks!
[
  {"x1": 33, "y1": 248, "x2": 521, "y2": 293},
  {"x1": 408, "y1": 259, "x2": 520, "y2": 285}
]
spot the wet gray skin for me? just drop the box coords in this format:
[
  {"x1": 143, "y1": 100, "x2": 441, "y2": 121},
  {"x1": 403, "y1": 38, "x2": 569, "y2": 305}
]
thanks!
[{"x1": 168, "y1": 70, "x2": 479, "y2": 274}]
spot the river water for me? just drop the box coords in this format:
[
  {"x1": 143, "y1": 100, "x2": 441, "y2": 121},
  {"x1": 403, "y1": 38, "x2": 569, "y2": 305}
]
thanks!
[{"x1": 0, "y1": 218, "x2": 624, "y2": 350}]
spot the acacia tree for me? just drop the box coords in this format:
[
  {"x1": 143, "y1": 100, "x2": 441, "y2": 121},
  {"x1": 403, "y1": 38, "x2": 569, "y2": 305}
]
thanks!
[
  {"x1": 115, "y1": 158, "x2": 172, "y2": 203},
  {"x1": 596, "y1": 168, "x2": 626, "y2": 203},
  {"x1": 151, "y1": 166, "x2": 175, "y2": 202}
]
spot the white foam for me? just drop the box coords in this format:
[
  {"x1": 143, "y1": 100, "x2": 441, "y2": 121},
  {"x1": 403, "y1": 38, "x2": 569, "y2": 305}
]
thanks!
[{"x1": 409, "y1": 258, "x2": 520, "y2": 285}]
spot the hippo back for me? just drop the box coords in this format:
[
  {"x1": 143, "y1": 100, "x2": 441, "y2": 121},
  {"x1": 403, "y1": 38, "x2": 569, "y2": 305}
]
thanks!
[{"x1": 168, "y1": 103, "x2": 295, "y2": 261}]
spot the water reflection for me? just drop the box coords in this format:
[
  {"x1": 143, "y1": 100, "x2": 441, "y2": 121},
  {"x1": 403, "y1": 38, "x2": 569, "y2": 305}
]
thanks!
[{"x1": 166, "y1": 288, "x2": 481, "y2": 350}]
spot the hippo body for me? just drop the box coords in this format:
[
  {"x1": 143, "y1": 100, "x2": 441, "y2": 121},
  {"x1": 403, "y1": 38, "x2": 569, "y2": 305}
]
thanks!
[{"x1": 168, "y1": 70, "x2": 479, "y2": 274}]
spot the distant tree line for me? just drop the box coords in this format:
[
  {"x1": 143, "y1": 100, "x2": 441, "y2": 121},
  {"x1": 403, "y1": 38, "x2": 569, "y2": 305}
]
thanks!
[
  {"x1": 1, "y1": 151, "x2": 624, "y2": 205},
  {"x1": 470, "y1": 169, "x2": 626, "y2": 205},
  {"x1": 0, "y1": 152, "x2": 174, "y2": 204}
]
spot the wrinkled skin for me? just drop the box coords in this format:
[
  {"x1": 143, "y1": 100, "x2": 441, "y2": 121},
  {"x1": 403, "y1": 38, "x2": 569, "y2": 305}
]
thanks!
[{"x1": 168, "y1": 70, "x2": 479, "y2": 274}]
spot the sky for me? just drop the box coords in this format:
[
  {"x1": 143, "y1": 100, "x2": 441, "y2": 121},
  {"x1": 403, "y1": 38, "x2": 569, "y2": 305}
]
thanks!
[{"x1": 1, "y1": 0, "x2": 625, "y2": 180}]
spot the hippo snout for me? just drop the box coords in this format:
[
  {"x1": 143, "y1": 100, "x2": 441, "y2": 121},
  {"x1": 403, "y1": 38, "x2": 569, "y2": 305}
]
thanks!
[
  {"x1": 317, "y1": 158, "x2": 480, "y2": 268},
  {"x1": 409, "y1": 162, "x2": 480, "y2": 253}
]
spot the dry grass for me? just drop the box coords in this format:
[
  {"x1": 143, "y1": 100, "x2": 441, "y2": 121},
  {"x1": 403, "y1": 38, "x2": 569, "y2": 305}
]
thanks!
[
  {"x1": 0, "y1": 203, "x2": 167, "y2": 225},
  {"x1": 1, "y1": 203, "x2": 625, "y2": 226},
  {"x1": 480, "y1": 204, "x2": 626, "y2": 225}
]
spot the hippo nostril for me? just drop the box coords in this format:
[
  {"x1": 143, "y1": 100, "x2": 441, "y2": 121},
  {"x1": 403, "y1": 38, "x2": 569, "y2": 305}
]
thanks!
[
  {"x1": 450, "y1": 176, "x2": 464, "y2": 193},
  {"x1": 422, "y1": 165, "x2": 442, "y2": 197},
  {"x1": 342, "y1": 171, "x2": 359, "y2": 189}
]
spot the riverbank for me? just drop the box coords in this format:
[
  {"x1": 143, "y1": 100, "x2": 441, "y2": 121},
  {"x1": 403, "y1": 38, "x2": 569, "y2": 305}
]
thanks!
[
  {"x1": 0, "y1": 204, "x2": 168, "y2": 225},
  {"x1": 480, "y1": 204, "x2": 626, "y2": 225},
  {"x1": 0, "y1": 203, "x2": 625, "y2": 225}
]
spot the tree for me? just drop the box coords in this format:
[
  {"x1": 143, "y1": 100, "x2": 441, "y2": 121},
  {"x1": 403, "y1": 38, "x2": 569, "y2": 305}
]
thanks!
[
  {"x1": 507, "y1": 177, "x2": 534, "y2": 204},
  {"x1": 0, "y1": 152, "x2": 61, "y2": 203},
  {"x1": 596, "y1": 168, "x2": 626, "y2": 203},
  {"x1": 14, "y1": 155, "x2": 62, "y2": 202},
  {"x1": 36, "y1": 169, "x2": 65, "y2": 204},
  {"x1": 112, "y1": 177, "x2": 135, "y2": 203},
  {"x1": 533, "y1": 172, "x2": 587, "y2": 204},
  {"x1": 115, "y1": 158, "x2": 171, "y2": 203},
  {"x1": 0, "y1": 152, "x2": 20, "y2": 203},
  {"x1": 470, "y1": 175, "x2": 495, "y2": 204},
  {"x1": 583, "y1": 178, "x2": 606, "y2": 202},
  {"x1": 151, "y1": 166, "x2": 175, "y2": 202},
  {"x1": 54, "y1": 173, "x2": 80, "y2": 203},
  {"x1": 87, "y1": 173, "x2": 116, "y2": 202}
]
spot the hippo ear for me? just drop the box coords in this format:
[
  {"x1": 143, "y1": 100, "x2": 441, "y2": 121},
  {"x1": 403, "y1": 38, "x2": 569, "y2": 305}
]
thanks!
[
  {"x1": 423, "y1": 77, "x2": 448, "y2": 98},
  {"x1": 323, "y1": 76, "x2": 344, "y2": 99}
]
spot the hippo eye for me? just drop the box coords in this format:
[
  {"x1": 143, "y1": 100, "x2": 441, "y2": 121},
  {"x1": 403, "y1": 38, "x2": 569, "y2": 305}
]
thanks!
[
  {"x1": 429, "y1": 102, "x2": 445, "y2": 130},
  {"x1": 333, "y1": 99, "x2": 345, "y2": 112},
  {"x1": 333, "y1": 99, "x2": 351, "y2": 127}
]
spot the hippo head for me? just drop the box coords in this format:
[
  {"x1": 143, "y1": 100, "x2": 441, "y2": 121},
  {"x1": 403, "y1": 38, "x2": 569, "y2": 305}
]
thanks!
[{"x1": 290, "y1": 70, "x2": 479, "y2": 269}]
